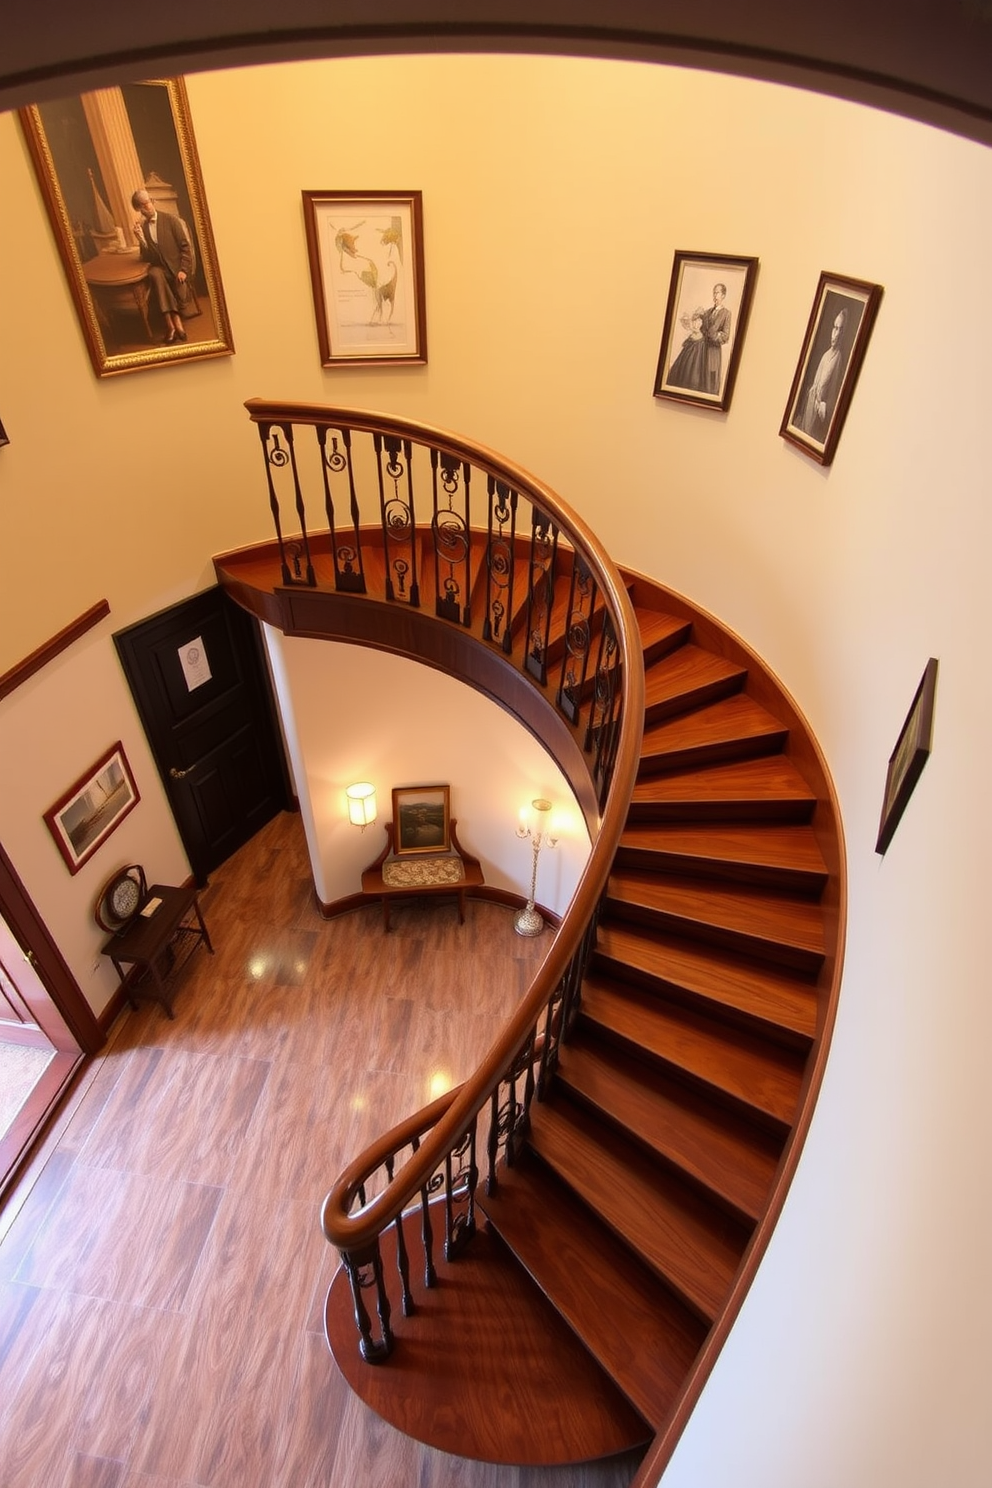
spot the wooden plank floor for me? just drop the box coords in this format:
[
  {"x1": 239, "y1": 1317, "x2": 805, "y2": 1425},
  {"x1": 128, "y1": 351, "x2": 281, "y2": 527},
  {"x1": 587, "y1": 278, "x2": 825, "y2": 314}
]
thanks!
[{"x1": 0, "y1": 812, "x2": 643, "y2": 1488}]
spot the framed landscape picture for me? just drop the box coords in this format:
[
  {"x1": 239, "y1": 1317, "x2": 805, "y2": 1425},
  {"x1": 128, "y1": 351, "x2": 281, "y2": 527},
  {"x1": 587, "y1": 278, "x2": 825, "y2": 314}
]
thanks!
[
  {"x1": 20, "y1": 77, "x2": 234, "y2": 377},
  {"x1": 44, "y1": 742, "x2": 140, "y2": 874},
  {"x1": 302, "y1": 189, "x2": 427, "y2": 366},
  {"x1": 654, "y1": 251, "x2": 758, "y2": 412},
  {"x1": 392, "y1": 784, "x2": 450, "y2": 855},
  {"x1": 780, "y1": 272, "x2": 883, "y2": 465}
]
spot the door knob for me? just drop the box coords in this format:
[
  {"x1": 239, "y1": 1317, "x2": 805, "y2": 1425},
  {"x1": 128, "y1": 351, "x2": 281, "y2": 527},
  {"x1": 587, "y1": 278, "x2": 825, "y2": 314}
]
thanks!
[{"x1": 169, "y1": 765, "x2": 193, "y2": 780}]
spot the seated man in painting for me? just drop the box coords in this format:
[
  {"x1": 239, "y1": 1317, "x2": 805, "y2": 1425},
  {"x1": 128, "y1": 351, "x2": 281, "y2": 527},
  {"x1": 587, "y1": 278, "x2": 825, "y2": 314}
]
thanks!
[{"x1": 131, "y1": 188, "x2": 192, "y2": 344}]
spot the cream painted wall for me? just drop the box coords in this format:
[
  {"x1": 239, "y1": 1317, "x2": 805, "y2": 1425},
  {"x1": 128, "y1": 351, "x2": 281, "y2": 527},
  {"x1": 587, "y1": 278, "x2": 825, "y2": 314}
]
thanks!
[
  {"x1": 0, "y1": 624, "x2": 190, "y2": 1018},
  {"x1": 1, "y1": 52, "x2": 991, "y2": 1487},
  {"x1": 264, "y1": 632, "x2": 588, "y2": 911}
]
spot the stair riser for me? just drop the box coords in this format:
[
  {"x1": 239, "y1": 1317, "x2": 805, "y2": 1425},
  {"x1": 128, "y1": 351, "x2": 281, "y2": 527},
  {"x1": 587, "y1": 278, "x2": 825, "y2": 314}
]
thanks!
[
  {"x1": 640, "y1": 624, "x2": 693, "y2": 669},
  {"x1": 644, "y1": 675, "x2": 747, "y2": 729},
  {"x1": 575, "y1": 1009, "x2": 798, "y2": 1137},
  {"x1": 602, "y1": 897, "x2": 825, "y2": 976},
  {"x1": 587, "y1": 949, "x2": 815, "y2": 1055},
  {"x1": 524, "y1": 1115, "x2": 749, "y2": 1326},
  {"x1": 553, "y1": 1070, "x2": 775, "y2": 1228},
  {"x1": 628, "y1": 796, "x2": 814, "y2": 825},
  {"x1": 638, "y1": 730, "x2": 787, "y2": 775},
  {"x1": 613, "y1": 843, "x2": 827, "y2": 896}
]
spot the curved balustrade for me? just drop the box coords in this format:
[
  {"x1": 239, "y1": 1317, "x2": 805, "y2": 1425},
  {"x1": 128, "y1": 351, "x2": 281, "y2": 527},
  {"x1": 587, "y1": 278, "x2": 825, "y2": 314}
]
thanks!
[
  {"x1": 233, "y1": 400, "x2": 645, "y2": 1347},
  {"x1": 240, "y1": 398, "x2": 644, "y2": 819}
]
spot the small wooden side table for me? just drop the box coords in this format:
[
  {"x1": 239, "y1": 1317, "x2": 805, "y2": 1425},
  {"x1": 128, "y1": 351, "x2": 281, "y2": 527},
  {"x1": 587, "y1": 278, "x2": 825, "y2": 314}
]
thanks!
[
  {"x1": 101, "y1": 883, "x2": 213, "y2": 1018},
  {"x1": 361, "y1": 819, "x2": 484, "y2": 932}
]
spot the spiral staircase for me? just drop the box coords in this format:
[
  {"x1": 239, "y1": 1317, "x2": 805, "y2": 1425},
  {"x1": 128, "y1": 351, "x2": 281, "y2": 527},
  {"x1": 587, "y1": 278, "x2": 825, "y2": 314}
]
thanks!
[{"x1": 216, "y1": 400, "x2": 844, "y2": 1488}]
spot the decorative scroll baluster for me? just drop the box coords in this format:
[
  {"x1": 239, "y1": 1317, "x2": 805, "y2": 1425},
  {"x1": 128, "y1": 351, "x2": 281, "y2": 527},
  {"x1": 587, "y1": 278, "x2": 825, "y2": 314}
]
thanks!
[
  {"x1": 586, "y1": 612, "x2": 623, "y2": 804},
  {"x1": 556, "y1": 555, "x2": 598, "y2": 726},
  {"x1": 375, "y1": 432, "x2": 419, "y2": 605},
  {"x1": 483, "y1": 477, "x2": 518, "y2": 654},
  {"x1": 431, "y1": 449, "x2": 472, "y2": 625},
  {"x1": 411, "y1": 1133, "x2": 438, "y2": 1289},
  {"x1": 524, "y1": 507, "x2": 559, "y2": 685},
  {"x1": 443, "y1": 1121, "x2": 478, "y2": 1260},
  {"x1": 536, "y1": 972, "x2": 568, "y2": 1099},
  {"x1": 256, "y1": 420, "x2": 316, "y2": 586},
  {"x1": 317, "y1": 425, "x2": 367, "y2": 594},
  {"x1": 341, "y1": 1241, "x2": 394, "y2": 1362},
  {"x1": 494, "y1": 1033, "x2": 537, "y2": 1171}
]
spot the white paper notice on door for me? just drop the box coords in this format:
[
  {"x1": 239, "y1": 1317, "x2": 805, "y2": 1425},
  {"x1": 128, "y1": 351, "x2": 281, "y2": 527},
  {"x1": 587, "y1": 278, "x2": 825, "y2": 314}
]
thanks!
[{"x1": 179, "y1": 636, "x2": 212, "y2": 692}]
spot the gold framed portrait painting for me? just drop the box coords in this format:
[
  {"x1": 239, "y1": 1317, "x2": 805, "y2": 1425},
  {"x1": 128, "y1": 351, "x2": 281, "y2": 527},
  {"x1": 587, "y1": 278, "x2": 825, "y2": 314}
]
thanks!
[{"x1": 20, "y1": 77, "x2": 234, "y2": 377}]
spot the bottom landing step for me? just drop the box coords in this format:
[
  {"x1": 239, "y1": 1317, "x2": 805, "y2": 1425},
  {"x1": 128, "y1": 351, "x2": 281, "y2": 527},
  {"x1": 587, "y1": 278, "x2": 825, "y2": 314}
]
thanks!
[{"x1": 324, "y1": 1209, "x2": 651, "y2": 1466}]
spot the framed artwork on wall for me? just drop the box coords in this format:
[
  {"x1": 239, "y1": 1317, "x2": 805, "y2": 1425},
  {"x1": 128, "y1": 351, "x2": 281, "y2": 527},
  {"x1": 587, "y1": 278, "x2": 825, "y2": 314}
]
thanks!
[
  {"x1": 44, "y1": 742, "x2": 140, "y2": 875},
  {"x1": 19, "y1": 77, "x2": 234, "y2": 377},
  {"x1": 875, "y1": 658, "x2": 938, "y2": 855},
  {"x1": 780, "y1": 271, "x2": 883, "y2": 466},
  {"x1": 392, "y1": 784, "x2": 450, "y2": 855},
  {"x1": 302, "y1": 190, "x2": 427, "y2": 366},
  {"x1": 653, "y1": 251, "x2": 758, "y2": 412}
]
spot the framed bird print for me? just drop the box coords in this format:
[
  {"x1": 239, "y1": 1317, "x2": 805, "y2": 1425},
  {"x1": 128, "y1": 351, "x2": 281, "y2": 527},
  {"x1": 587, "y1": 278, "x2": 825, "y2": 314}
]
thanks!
[{"x1": 302, "y1": 190, "x2": 427, "y2": 366}]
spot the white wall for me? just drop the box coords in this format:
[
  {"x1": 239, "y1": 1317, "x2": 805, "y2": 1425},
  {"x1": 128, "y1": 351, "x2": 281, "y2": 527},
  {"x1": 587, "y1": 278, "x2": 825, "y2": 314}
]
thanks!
[
  {"x1": 1, "y1": 53, "x2": 991, "y2": 1486},
  {"x1": 264, "y1": 631, "x2": 588, "y2": 910}
]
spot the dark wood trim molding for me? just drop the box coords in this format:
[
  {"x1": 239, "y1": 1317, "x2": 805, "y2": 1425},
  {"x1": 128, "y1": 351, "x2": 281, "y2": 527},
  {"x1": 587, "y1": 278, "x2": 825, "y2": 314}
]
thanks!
[
  {"x1": 319, "y1": 883, "x2": 560, "y2": 926},
  {"x1": 0, "y1": 600, "x2": 110, "y2": 702},
  {"x1": 0, "y1": 843, "x2": 103, "y2": 1054}
]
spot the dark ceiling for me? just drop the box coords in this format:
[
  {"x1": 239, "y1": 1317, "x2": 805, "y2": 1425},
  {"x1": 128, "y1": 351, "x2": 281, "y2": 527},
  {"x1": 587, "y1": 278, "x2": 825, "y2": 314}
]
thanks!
[{"x1": 2, "y1": 1, "x2": 991, "y2": 145}]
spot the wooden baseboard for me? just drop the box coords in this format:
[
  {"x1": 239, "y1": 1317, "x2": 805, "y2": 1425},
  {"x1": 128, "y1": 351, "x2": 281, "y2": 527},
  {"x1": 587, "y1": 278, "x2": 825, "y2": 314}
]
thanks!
[{"x1": 317, "y1": 884, "x2": 560, "y2": 926}]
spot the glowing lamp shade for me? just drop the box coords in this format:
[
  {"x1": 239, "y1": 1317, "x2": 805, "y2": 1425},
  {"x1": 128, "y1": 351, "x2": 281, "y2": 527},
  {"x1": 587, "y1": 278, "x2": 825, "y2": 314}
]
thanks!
[{"x1": 346, "y1": 782, "x2": 377, "y2": 829}]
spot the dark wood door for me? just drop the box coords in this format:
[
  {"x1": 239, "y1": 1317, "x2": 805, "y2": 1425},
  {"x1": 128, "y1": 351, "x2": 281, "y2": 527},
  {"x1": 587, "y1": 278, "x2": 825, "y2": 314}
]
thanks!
[{"x1": 114, "y1": 588, "x2": 291, "y2": 882}]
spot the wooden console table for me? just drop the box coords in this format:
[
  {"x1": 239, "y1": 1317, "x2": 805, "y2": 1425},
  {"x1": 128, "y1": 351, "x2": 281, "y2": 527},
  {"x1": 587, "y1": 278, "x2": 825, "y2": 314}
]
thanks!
[
  {"x1": 101, "y1": 882, "x2": 213, "y2": 1018},
  {"x1": 361, "y1": 819, "x2": 484, "y2": 932}
]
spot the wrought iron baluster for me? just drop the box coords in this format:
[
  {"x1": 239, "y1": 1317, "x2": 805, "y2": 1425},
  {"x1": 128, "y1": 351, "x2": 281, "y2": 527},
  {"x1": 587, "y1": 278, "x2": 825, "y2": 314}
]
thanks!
[
  {"x1": 486, "y1": 1086, "x2": 501, "y2": 1195},
  {"x1": 317, "y1": 425, "x2": 366, "y2": 594},
  {"x1": 556, "y1": 556, "x2": 597, "y2": 727},
  {"x1": 375, "y1": 432, "x2": 420, "y2": 606},
  {"x1": 257, "y1": 420, "x2": 315, "y2": 587},
  {"x1": 443, "y1": 1121, "x2": 478, "y2": 1260},
  {"x1": 483, "y1": 477, "x2": 517, "y2": 654},
  {"x1": 524, "y1": 507, "x2": 559, "y2": 685},
  {"x1": 537, "y1": 974, "x2": 567, "y2": 1099},
  {"x1": 431, "y1": 449, "x2": 472, "y2": 625},
  {"x1": 585, "y1": 612, "x2": 622, "y2": 803},
  {"x1": 411, "y1": 1133, "x2": 438, "y2": 1288},
  {"x1": 342, "y1": 1241, "x2": 394, "y2": 1362}
]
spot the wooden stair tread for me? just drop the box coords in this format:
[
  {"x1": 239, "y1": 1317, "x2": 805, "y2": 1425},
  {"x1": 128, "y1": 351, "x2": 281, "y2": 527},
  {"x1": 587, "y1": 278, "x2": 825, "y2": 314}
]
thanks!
[
  {"x1": 631, "y1": 756, "x2": 816, "y2": 821},
  {"x1": 643, "y1": 646, "x2": 747, "y2": 722},
  {"x1": 525, "y1": 1097, "x2": 749, "y2": 1322},
  {"x1": 478, "y1": 1158, "x2": 706, "y2": 1429},
  {"x1": 605, "y1": 869, "x2": 826, "y2": 973},
  {"x1": 579, "y1": 974, "x2": 804, "y2": 1128},
  {"x1": 633, "y1": 607, "x2": 692, "y2": 665},
  {"x1": 592, "y1": 921, "x2": 818, "y2": 1042},
  {"x1": 556, "y1": 1036, "x2": 782, "y2": 1221},
  {"x1": 325, "y1": 1210, "x2": 650, "y2": 1463},
  {"x1": 639, "y1": 694, "x2": 787, "y2": 771},
  {"x1": 615, "y1": 823, "x2": 828, "y2": 892}
]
